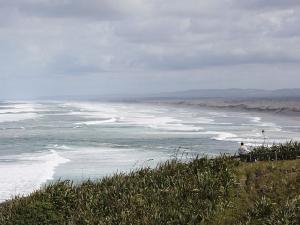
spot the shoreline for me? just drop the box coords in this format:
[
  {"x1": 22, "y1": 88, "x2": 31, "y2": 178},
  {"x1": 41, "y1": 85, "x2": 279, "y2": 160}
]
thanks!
[{"x1": 141, "y1": 98, "x2": 300, "y2": 117}]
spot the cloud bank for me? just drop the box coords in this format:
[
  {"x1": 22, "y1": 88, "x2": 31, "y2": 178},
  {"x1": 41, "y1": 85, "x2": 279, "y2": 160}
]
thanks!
[{"x1": 0, "y1": 0, "x2": 299, "y2": 98}]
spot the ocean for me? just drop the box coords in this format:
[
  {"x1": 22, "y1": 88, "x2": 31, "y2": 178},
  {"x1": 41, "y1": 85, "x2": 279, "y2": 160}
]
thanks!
[{"x1": 1, "y1": 101, "x2": 300, "y2": 202}]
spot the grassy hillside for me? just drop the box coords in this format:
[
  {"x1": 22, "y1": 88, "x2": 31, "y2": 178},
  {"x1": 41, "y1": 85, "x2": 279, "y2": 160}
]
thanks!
[{"x1": 0, "y1": 145, "x2": 299, "y2": 225}]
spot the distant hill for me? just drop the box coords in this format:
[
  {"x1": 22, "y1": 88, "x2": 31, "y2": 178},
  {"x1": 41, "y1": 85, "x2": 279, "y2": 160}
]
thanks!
[
  {"x1": 34, "y1": 88, "x2": 300, "y2": 101},
  {"x1": 149, "y1": 88, "x2": 300, "y2": 100}
]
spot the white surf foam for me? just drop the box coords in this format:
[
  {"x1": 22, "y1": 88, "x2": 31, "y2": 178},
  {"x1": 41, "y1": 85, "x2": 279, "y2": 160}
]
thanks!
[
  {"x1": 51, "y1": 145, "x2": 170, "y2": 178},
  {"x1": 124, "y1": 116, "x2": 202, "y2": 132},
  {"x1": 0, "y1": 150, "x2": 69, "y2": 202},
  {"x1": 0, "y1": 103, "x2": 33, "y2": 114},
  {"x1": 64, "y1": 102, "x2": 119, "y2": 118},
  {"x1": 68, "y1": 102, "x2": 203, "y2": 132},
  {"x1": 75, "y1": 118, "x2": 118, "y2": 125},
  {"x1": 251, "y1": 117, "x2": 261, "y2": 123},
  {"x1": 47, "y1": 144, "x2": 72, "y2": 150},
  {"x1": 0, "y1": 113, "x2": 37, "y2": 123},
  {"x1": 240, "y1": 115, "x2": 283, "y2": 132},
  {"x1": 0, "y1": 102, "x2": 39, "y2": 123},
  {"x1": 147, "y1": 122, "x2": 203, "y2": 132},
  {"x1": 200, "y1": 131, "x2": 238, "y2": 141},
  {"x1": 195, "y1": 117, "x2": 215, "y2": 124}
]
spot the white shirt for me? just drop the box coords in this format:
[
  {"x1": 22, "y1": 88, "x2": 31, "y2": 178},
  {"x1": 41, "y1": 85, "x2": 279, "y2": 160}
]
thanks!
[{"x1": 238, "y1": 145, "x2": 249, "y2": 155}]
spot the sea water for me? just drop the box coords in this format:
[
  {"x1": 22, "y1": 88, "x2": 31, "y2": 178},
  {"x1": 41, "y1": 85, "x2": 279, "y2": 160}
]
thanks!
[{"x1": 1, "y1": 101, "x2": 300, "y2": 201}]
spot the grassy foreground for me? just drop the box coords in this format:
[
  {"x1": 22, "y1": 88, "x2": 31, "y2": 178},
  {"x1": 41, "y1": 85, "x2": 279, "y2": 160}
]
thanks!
[{"x1": 0, "y1": 151, "x2": 299, "y2": 224}]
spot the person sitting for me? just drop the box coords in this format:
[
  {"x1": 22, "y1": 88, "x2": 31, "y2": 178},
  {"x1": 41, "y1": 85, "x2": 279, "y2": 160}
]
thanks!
[
  {"x1": 238, "y1": 142, "x2": 250, "y2": 161},
  {"x1": 238, "y1": 142, "x2": 249, "y2": 155}
]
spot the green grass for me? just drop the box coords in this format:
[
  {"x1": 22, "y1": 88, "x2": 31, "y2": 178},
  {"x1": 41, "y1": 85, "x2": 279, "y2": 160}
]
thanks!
[
  {"x1": 240, "y1": 141, "x2": 300, "y2": 162},
  {"x1": 0, "y1": 143, "x2": 299, "y2": 225},
  {"x1": 211, "y1": 160, "x2": 300, "y2": 225}
]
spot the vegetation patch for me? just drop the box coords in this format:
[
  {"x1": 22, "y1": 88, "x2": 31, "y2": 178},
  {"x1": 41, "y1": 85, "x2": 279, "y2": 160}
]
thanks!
[
  {"x1": 0, "y1": 142, "x2": 299, "y2": 225},
  {"x1": 249, "y1": 141, "x2": 300, "y2": 161}
]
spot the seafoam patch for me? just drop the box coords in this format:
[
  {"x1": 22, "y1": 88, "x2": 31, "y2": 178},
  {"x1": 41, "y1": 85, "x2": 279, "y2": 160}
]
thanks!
[{"x1": 0, "y1": 150, "x2": 69, "y2": 202}]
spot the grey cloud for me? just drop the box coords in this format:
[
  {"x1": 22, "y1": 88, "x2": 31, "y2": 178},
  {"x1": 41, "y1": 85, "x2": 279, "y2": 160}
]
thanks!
[
  {"x1": 0, "y1": 0, "x2": 149, "y2": 20},
  {"x1": 235, "y1": 0, "x2": 300, "y2": 10},
  {"x1": 0, "y1": 0, "x2": 299, "y2": 98},
  {"x1": 137, "y1": 45, "x2": 300, "y2": 71}
]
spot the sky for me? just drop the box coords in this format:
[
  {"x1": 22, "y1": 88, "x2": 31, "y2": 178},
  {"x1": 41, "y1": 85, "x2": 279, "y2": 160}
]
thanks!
[{"x1": 0, "y1": 0, "x2": 300, "y2": 99}]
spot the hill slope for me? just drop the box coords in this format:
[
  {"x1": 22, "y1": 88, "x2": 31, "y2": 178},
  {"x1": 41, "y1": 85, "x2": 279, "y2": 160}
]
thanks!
[{"x1": 0, "y1": 153, "x2": 299, "y2": 225}]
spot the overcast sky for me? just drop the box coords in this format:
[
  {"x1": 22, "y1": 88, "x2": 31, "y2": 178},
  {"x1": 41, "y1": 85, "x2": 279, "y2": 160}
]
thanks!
[{"x1": 0, "y1": 0, "x2": 300, "y2": 99}]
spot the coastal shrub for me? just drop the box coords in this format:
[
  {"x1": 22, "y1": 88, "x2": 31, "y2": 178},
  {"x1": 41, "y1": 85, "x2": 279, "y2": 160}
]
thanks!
[
  {"x1": 249, "y1": 141, "x2": 300, "y2": 161},
  {"x1": 244, "y1": 196, "x2": 300, "y2": 225}
]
